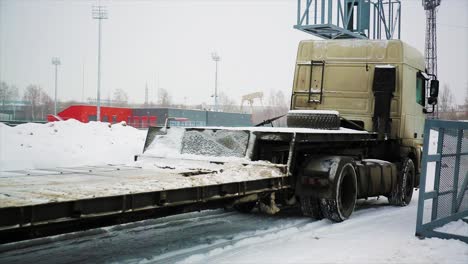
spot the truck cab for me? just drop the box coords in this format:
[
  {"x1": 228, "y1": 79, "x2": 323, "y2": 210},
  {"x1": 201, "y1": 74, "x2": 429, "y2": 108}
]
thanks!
[{"x1": 290, "y1": 39, "x2": 435, "y2": 177}]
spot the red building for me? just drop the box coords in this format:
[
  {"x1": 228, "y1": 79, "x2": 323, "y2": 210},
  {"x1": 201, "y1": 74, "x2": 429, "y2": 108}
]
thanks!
[
  {"x1": 47, "y1": 105, "x2": 156, "y2": 128},
  {"x1": 48, "y1": 105, "x2": 252, "y2": 128}
]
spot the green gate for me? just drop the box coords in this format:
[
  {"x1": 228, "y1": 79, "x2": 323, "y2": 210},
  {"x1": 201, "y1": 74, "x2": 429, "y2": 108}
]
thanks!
[{"x1": 416, "y1": 119, "x2": 468, "y2": 243}]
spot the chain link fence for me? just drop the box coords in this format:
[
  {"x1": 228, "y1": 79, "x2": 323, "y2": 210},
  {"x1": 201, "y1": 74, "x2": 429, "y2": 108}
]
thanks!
[{"x1": 416, "y1": 119, "x2": 468, "y2": 243}]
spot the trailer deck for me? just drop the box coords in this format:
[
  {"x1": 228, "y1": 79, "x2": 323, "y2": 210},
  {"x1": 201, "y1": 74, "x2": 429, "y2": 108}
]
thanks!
[{"x1": 0, "y1": 162, "x2": 289, "y2": 243}]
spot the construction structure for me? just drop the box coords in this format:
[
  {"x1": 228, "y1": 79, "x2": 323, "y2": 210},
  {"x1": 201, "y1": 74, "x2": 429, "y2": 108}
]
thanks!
[
  {"x1": 240, "y1": 92, "x2": 264, "y2": 113},
  {"x1": 422, "y1": 0, "x2": 441, "y2": 79},
  {"x1": 295, "y1": 0, "x2": 401, "y2": 40},
  {"x1": 422, "y1": 0, "x2": 441, "y2": 115}
]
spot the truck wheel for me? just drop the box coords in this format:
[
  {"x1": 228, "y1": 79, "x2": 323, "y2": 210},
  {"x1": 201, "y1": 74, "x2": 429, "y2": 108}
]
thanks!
[
  {"x1": 287, "y1": 112, "x2": 340, "y2": 130},
  {"x1": 300, "y1": 196, "x2": 323, "y2": 219},
  {"x1": 388, "y1": 158, "x2": 415, "y2": 206},
  {"x1": 234, "y1": 201, "x2": 257, "y2": 213},
  {"x1": 320, "y1": 163, "x2": 357, "y2": 222}
]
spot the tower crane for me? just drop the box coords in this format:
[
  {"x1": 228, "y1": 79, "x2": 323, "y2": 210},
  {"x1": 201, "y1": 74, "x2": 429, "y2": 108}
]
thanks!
[{"x1": 422, "y1": 0, "x2": 441, "y2": 115}]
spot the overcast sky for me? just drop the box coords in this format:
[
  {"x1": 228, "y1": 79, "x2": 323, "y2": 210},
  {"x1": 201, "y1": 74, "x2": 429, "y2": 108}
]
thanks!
[{"x1": 0, "y1": 0, "x2": 467, "y2": 106}]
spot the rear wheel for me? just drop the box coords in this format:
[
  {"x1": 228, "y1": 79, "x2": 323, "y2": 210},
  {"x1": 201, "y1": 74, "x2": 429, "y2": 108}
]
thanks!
[
  {"x1": 287, "y1": 112, "x2": 340, "y2": 130},
  {"x1": 388, "y1": 158, "x2": 415, "y2": 206},
  {"x1": 320, "y1": 163, "x2": 357, "y2": 222}
]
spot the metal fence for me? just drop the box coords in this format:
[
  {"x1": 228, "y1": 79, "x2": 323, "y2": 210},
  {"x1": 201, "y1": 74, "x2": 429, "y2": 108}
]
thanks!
[{"x1": 416, "y1": 119, "x2": 468, "y2": 243}]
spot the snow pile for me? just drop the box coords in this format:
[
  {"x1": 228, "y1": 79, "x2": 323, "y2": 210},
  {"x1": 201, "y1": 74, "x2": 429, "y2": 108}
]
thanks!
[
  {"x1": 435, "y1": 220, "x2": 468, "y2": 237},
  {"x1": 136, "y1": 157, "x2": 284, "y2": 187},
  {"x1": 0, "y1": 120, "x2": 147, "y2": 171},
  {"x1": 143, "y1": 127, "x2": 185, "y2": 158}
]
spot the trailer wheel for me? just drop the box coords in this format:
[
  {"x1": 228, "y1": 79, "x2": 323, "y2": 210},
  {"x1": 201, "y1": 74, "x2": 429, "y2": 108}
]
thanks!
[
  {"x1": 388, "y1": 158, "x2": 415, "y2": 206},
  {"x1": 320, "y1": 163, "x2": 357, "y2": 222},
  {"x1": 234, "y1": 201, "x2": 257, "y2": 213},
  {"x1": 300, "y1": 196, "x2": 323, "y2": 219},
  {"x1": 287, "y1": 112, "x2": 340, "y2": 130}
]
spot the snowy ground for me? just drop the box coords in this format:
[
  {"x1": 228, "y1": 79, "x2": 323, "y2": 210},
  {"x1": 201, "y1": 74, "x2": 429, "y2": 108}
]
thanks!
[
  {"x1": 0, "y1": 197, "x2": 466, "y2": 264},
  {"x1": 0, "y1": 120, "x2": 467, "y2": 263}
]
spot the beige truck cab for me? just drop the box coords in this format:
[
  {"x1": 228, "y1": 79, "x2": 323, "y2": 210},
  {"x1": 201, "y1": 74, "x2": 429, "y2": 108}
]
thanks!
[{"x1": 290, "y1": 39, "x2": 438, "y2": 175}]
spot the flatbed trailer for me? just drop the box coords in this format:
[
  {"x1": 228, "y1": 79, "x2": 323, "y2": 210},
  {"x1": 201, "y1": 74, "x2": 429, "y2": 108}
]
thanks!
[
  {"x1": 0, "y1": 128, "x2": 376, "y2": 244},
  {"x1": 0, "y1": 165, "x2": 289, "y2": 244}
]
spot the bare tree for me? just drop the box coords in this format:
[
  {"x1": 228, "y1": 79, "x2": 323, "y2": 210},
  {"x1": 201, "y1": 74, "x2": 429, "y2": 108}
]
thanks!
[
  {"x1": 23, "y1": 85, "x2": 42, "y2": 120},
  {"x1": 463, "y1": 83, "x2": 468, "y2": 120},
  {"x1": 113, "y1": 89, "x2": 129, "y2": 107},
  {"x1": 0, "y1": 82, "x2": 19, "y2": 106},
  {"x1": 22, "y1": 85, "x2": 53, "y2": 120},
  {"x1": 252, "y1": 90, "x2": 289, "y2": 126},
  {"x1": 439, "y1": 84, "x2": 457, "y2": 120},
  {"x1": 157, "y1": 88, "x2": 172, "y2": 107},
  {"x1": 38, "y1": 91, "x2": 53, "y2": 120},
  {"x1": 439, "y1": 84, "x2": 453, "y2": 113},
  {"x1": 218, "y1": 92, "x2": 238, "y2": 112}
]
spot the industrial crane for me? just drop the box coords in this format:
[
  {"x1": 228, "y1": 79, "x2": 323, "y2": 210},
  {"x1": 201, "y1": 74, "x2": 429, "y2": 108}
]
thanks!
[{"x1": 422, "y1": 0, "x2": 441, "y2": 113}]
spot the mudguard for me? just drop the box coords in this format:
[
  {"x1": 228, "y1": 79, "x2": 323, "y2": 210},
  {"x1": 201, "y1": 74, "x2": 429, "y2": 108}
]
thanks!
[{"x1": 295, "y1": 156, "x2": 355, "y2": 199}]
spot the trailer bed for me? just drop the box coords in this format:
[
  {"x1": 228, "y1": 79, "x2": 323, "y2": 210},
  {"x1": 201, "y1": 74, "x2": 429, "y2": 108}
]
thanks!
[
  {"x1": 0, "y1": 162, "x2": 286, "y2": 208},
  {"x1": 0, "y1": 162, "x2": 289, "y2": 243}
]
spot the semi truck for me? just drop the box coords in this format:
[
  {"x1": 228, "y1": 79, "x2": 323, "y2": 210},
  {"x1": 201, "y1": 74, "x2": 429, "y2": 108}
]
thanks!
[{"x1": 0, "y1": 39, "x2": 439, "y2": 243}]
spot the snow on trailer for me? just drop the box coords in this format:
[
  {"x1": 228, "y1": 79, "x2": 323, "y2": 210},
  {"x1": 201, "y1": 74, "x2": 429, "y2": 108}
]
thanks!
[
  {"x1": 0, "y1": 162, "x2": 286, "y2": 208},
  {"x1": 0, "y1": 163, "x2": 290, "y2": 243}
]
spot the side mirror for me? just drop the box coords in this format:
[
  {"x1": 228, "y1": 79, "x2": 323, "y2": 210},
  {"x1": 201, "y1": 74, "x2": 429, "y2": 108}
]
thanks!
[
  {"x1": 430, "y1": 80, "x2": 439, "y2": 97},
  {"x1": 428, "y1": 97, "x2": 437, "y2": 105}
]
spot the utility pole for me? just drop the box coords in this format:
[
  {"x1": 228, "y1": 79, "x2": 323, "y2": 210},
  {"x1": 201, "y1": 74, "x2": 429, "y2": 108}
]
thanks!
[
  {"x1": 211, "y1": 52, "x2": 220, "y2": 112},
  {"x1": 51, "y1": 57, "x2": 61, "y2": 115},
  {"x1": 145, "y1": 83, "x2": 149, "y2": 105},
  {"x1": 82, "y1": 61, "x2": 85, "y2": 103},
  {"x1": 92, "y1": 5, "x2": 108, "y2": 121}
]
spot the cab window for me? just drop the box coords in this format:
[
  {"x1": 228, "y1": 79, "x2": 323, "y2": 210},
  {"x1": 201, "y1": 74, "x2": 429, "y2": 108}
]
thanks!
[{"x1": 416, "y1": 73, "x2": 425, "y2": 106}]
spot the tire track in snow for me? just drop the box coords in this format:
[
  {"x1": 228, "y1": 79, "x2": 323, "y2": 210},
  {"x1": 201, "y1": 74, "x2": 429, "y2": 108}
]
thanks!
[
  {"x1": 144, "y1": 218, "x2": 314, "y2": 264},
  {"x1": 0, "y1": 210, "x2": 308, "y2": 264},
  {"x1": 172, "y1": 200, "x2": 414, "y2": 263}
]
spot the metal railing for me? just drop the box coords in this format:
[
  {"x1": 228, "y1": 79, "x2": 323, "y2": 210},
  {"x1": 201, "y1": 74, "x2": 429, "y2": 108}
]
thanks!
[
  {"x1": 416, "y1": 119, "x2": 468, "y2": 243},
  {"x1": 295, "y1": 0, "x2": 401, "y2": 40}
]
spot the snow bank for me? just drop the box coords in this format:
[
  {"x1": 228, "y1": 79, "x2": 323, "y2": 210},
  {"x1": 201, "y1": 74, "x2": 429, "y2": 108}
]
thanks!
[
  {"x1": 0, "y1": 120, "x2": 147, "y2": 171},
  {"x1": 435, "y1": 220, "x2": 468, "y2": 237}
]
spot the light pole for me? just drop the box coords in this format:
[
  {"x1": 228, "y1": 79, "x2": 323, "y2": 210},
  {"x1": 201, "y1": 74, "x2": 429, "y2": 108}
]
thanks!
[
  {"x1": 92, "y1": 5, "x2": 108, "y2": 121},
  {"x1": 211, "y1": 52, "x2": 220, "y2": 112},
  {"x1": 51, "y1": 57, "x2": 61, "y2": 115}
]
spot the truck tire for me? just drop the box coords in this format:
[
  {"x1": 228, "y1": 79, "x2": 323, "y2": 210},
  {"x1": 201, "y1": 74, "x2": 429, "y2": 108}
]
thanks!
[
  {"x1": 388, "y1": 158, "x2": 415, "y2": 206},
  {"x1": 287, "y1": 112, "x2": 340, "y2": 130},
  {"x1": 320, "y1": 163, "x2": 357, "y2": 222},
  {"x1": 234, "y1": 201, "x2": 257, "y2": 213},
  {"x1": 300, "y1": 196, "x2": 323, "y2": 219}
]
